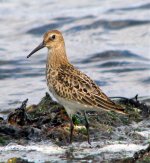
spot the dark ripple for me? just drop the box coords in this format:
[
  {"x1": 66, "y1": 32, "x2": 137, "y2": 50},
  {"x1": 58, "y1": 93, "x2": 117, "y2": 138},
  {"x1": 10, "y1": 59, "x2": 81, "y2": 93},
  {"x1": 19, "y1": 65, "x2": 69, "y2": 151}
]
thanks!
[
  {"x1": 27, "y1": 23, "x2": 64, "y2": 35},
  {"x1": 0, "y1": 59, "x2": 45, "y2": 79},
  {"x1": 102, "y1": 68, "x2": 149, "y2": 73},
  {"x1": 107, "y1": 3, "x2": 150, "y2": 13},
  {"x1": 79, "y1": 50, "x2": 150, "y2": 73},
  {"x1": 53, "y1": 16, "x2": 74, "y2": 21},
  {"x1": 0, "y1": 59, "x2": 22, "y2": 66},
  {"x1": 26, "y1": 15, "x2": 94, "y2": 35},
  {"x1": 67, "y1": 19, "x2": 150, "y2": 32},
  {"x1": 0, "y1": 67, "x2": 44, "y2": 79},
  {"x1": 53, "y1": 15, "x2": 94, "y2": 21},
  {"x1": 142, "y1": 77, "x2": 150, "y2": 84},
  {"x1": 100, "y1": 61, "x2": 130, "y2": 67},
  {"x1": 27, "y1": 17, "x2": 74, "y2": 35},
  {"x1": 95, "y1": 80, "x2": 108, "y2": 86},
  {"x1": 80, "y1": 50, "x2": 148, "y2": 64}
]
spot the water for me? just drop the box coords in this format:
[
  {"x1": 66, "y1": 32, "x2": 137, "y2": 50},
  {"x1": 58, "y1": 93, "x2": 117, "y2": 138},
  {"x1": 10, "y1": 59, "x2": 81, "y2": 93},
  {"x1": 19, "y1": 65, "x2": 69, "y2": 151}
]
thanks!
[
  {"x1": 0, "y1": 0, "x2": 150, "y2": 111},
  {"x1": 0, "y1": 1, "x2": 150, "y2": 162}
]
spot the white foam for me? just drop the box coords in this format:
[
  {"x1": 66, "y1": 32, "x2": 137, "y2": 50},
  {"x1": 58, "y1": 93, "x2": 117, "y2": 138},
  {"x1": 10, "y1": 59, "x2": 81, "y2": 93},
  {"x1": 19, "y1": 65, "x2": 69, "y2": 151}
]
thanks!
[
  {"x1": 99, "y1": 144, "x2": 148, "y2": 153},
  {"x1": 0, "y1": 142, "x2": 64, "y2": 155},
  {"x1": 136, "y1": 131, "x2": 150, "y2": 139}
]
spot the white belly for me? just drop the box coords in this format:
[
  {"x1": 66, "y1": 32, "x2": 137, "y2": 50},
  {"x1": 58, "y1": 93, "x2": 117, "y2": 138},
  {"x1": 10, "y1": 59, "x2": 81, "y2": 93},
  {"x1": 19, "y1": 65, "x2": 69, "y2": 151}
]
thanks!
[
  {"x1": 54, "y1": 94, "x2": 82, "y2": 116},
  {"x1": 52, "y1": 92, "x2": 100, "y2": 118}
]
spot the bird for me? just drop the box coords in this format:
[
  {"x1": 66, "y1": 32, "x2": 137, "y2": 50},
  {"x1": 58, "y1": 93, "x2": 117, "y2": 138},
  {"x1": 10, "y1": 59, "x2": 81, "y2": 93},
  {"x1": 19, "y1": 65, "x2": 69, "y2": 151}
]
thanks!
[{"x1": 27, "y1": 30, "x2": 126, "y2": 144}]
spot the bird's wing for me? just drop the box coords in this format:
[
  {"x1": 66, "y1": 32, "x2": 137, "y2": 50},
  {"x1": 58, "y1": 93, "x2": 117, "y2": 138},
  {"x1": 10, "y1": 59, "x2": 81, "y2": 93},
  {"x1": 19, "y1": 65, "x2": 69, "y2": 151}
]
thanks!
[{"x1": 54, "y1": 64, "x2": 125, "y2": 114}]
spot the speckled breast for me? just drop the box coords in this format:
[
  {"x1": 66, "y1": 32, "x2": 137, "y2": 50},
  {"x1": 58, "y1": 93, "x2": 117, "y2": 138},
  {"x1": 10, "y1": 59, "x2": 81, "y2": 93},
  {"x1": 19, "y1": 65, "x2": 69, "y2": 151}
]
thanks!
[{"x1": 46, "y1": 67, "x2": 59, "y2": 95}]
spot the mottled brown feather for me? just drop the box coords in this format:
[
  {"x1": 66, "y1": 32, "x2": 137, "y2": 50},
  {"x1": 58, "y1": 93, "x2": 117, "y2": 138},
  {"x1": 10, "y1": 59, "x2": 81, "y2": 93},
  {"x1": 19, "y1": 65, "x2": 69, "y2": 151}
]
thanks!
[{"x1": 47, "y1": 63, "x2": 125, "y2": 114}]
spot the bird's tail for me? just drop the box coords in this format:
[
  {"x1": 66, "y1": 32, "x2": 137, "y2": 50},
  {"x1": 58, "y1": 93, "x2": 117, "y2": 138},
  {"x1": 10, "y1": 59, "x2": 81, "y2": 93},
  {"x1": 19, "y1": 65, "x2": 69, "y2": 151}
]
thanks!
[
  {"x1": 94, "y1": 95, "x2": 127, "y2": 115},
  {"x1": 103, "y1": 99, "x2": 127, "y2": 115},
  {"x1": 112, "y1": 102, "x2": 126, "y2": 114}
]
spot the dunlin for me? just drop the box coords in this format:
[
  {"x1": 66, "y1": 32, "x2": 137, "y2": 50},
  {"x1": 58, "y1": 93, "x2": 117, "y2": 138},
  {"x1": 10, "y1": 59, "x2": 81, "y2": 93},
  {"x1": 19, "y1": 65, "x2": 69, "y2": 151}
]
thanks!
[{"x1": 27, "y1": 30, "x2": 126, "y2": 144}]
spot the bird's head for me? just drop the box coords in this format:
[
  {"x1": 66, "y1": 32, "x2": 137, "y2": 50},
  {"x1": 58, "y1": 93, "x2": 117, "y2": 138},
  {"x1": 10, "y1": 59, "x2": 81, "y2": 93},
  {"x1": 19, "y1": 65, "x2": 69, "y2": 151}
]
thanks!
[{"x1": 27, "y1": 30, "x2": 65, "y2": 58}]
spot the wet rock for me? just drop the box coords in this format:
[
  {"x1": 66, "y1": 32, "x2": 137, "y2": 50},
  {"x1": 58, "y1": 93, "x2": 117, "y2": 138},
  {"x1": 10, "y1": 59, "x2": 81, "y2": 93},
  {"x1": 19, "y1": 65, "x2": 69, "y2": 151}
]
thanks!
[
  {"x1": 7, "y1": 99, "x2": 30, "y2": 126},
  {"x1": 28, "y1": 92, "x2": 62, "y2": 115},
  {"x1": 1, "y1": 93, "x2": 150, "y2": 145},
  {"x1": 134, "y1": 144, "x2": 150, "y2": 159},
  {"x1": 0, "y1": 135, "x2": 9, "y2": 146},
  {"x1": 0, "y1": 92, "x2": 149, "y2": 162},
  {"x1": 7, "y1": 157, "x2": 34, "y2": 163},
  {"x1": 113, "y1": 94, "x2": 150, "y2": 118},
  {"x1": 0, "y1": 117, "x2": 4, "y2": 122}
]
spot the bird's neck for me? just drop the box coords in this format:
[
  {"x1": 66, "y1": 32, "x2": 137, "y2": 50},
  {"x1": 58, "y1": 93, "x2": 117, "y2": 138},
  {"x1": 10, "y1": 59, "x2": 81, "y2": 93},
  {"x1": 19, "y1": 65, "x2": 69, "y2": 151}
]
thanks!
[{"x1": 47, "y1": 45, "x2": 69, "y2": 69}]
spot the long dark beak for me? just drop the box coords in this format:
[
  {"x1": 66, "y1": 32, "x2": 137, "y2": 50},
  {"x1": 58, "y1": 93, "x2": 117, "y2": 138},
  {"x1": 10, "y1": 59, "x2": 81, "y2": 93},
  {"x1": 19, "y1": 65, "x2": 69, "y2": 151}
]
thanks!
[{"x1": 27, "y1": 42, "x2": 45, "y2": 58}]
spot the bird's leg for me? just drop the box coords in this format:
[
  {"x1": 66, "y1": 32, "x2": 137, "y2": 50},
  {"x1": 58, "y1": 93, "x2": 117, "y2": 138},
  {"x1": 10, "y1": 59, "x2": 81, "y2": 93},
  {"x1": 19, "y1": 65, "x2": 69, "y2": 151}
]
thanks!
[
  {"x1": 69, "y1": 114, "x2": 74, "y2": 144},
  {"x1": 84, "y1": 111, "x2": 91, "y2": 145}
]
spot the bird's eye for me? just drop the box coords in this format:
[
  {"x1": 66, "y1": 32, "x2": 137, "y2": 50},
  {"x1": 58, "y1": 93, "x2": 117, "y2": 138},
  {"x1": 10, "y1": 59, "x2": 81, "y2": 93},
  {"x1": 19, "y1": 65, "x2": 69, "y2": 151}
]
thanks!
[{"x1": 50, "y1": 34, "x2": 56, "y2": 40}]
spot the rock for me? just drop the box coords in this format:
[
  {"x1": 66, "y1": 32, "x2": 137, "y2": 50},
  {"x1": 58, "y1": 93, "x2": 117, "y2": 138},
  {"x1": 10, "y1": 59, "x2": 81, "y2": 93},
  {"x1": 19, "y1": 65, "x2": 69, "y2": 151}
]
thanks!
[{"x1": 0, "y1": 92, "x2": 149, "y2": 162}]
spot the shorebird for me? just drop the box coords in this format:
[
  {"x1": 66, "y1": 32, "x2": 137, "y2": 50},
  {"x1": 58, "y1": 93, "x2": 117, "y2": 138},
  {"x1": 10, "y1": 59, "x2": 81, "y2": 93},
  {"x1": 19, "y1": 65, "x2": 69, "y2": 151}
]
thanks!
[{"x1": 27, "y1": 30, "x2": 126, "y2": 144}]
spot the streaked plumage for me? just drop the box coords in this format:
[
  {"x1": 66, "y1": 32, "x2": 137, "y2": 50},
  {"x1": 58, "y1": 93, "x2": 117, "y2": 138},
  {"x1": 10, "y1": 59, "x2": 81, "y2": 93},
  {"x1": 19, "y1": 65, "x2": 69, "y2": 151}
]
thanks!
[
  {"x1": 27, "y1": 30, "x2": 126, "y2": 144},
  {"x1": 46, "y1": 64, "x2": 125, "y2": 115}
]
